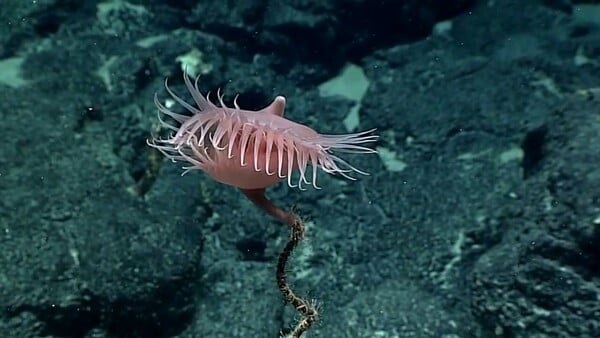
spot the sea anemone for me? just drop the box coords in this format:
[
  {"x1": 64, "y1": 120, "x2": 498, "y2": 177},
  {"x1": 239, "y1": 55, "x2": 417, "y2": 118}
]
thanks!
[{"x1": 147, "y1": 72, "x2": 377, "y2": 190}]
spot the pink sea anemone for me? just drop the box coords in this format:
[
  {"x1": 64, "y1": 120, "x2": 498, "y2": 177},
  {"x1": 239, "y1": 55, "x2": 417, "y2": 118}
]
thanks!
[{"x1": 147, "y1": 72, "x2": 377, "y2": 190}]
